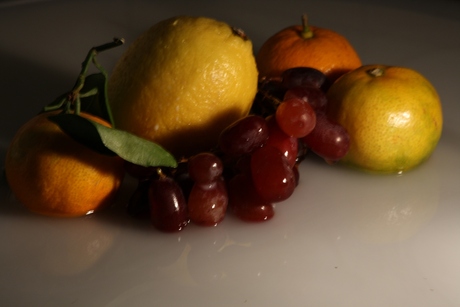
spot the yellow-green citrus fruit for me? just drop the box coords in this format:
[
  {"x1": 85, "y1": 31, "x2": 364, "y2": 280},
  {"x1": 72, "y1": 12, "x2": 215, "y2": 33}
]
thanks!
[
  {"x1": 326, "y1": 64, "x2": 443, "y2": 173},
  {"x1": 107, "y1": 16, "x2": 258, "y2": 158}
]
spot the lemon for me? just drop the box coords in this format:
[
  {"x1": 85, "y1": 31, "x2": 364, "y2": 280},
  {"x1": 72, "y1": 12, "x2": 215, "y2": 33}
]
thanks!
[
  {"x1": 107, "y1": 16, "x2": 258, "y2": 158},
  {"x1": 326, "y1": 65, "x2": 443, "y2": 173}
]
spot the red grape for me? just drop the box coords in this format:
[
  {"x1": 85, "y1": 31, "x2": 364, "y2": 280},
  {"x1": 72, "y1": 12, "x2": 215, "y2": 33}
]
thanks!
[
  {"x1": 281, "y1": 67, "x2": 328, "y2": 90},
  {"x1": 284, "y1": 86, "x2": 328, "y2": 112},
  {"x1": 149, "y1": 176, "x2": 189, "y2": 232},
  {"x1": 188, "y1": 179, "x2": 228, "y2": 226},
  {"x1": 275, "y1": 97, "x2": 316, "y2": 138},
  {"x1": 265, "y1": 116, "x2": 298, "y2": 167},
  {"x1": 228, "y1": 173, "x2": 275, "y2": 222},
  {"x1": 301, "y1": 112, "x2": 350, "y2": 161},
  {"x1": 188, "y1": 152, "x2": 223, "y2": 184},
  {"x1": 250, "y1": 145, "x2": 296, "y2": 202},
  {"x1": 218, "y1": 115, "x2": 269, "y2": 157}
]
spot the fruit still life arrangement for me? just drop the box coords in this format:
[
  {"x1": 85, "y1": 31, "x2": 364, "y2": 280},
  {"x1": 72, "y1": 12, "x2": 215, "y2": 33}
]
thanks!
[{"x1": 4, "y1": 15, "x2": 443, "y2": 232}]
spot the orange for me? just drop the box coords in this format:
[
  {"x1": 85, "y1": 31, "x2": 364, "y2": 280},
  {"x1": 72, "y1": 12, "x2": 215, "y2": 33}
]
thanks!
[
  {"x1": 5, "y1": 111, "x2": 125, "y2": 217},
  {"x1": 326, "y1": 64, "x2": 443, "y2": 173},
  {"x1": 256, "y1": 15, "x2": 362, "y2": 82}
]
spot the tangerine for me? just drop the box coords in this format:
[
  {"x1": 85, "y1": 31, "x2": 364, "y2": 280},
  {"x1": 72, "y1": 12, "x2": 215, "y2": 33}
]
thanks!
[
  {"x1": 5, "y1": 111, "x2": 125, "y2": 217},
  {"x1": 256, "y1": 15, "x2": 362, "y2": 82},
  {"x1": 326, "y1": 65, "x2": 443, "y2": 173}
]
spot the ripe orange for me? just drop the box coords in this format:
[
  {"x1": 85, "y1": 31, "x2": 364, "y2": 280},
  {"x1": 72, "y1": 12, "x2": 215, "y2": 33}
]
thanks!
[
  {"x1": 5, "y1": 111, "x2": 125, "y2": 217},
  {"x1": 256, "y1": 15, "x2": 362, "y2": 82},
  {"x1": 326, "y1": 65, "x2": 443, "y2": 173}
]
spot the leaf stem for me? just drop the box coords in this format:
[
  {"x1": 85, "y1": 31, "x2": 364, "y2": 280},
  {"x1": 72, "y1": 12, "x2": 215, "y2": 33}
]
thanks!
[
  {"x1": 42, "y1": 38, "x2": 124, "y2": 116},
  {"x1": 71, "y1": 37, "x2": 124, "y2": 122}
]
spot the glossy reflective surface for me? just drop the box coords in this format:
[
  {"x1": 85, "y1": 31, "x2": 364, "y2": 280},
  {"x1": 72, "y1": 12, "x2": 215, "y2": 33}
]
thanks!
[{"x1": 1, "y1": 0, "x2": 460, "y2": 306}]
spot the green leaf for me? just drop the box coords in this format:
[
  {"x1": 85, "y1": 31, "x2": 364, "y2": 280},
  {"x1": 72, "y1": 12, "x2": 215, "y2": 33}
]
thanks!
[{"x1": 48, "y1": 113, "x2": 177, "y2": 168}]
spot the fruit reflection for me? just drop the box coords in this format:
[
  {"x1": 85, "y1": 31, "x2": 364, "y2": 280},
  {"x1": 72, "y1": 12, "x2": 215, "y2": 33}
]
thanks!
[
  {"x1": 350, "y1": 165, "x2": 439, "y2": 243},
  {"x1": 156, "y1": 227, "x2": 268, "y2": 286},
  {"x1": 38, "y1": 217, "x2": 115, "y2": 276}
]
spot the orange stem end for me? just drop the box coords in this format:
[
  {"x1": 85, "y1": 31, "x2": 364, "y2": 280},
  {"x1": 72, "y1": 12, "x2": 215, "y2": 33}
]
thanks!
[{"x1": 301, "y1": 14, "x2": 313, "y2": 39}]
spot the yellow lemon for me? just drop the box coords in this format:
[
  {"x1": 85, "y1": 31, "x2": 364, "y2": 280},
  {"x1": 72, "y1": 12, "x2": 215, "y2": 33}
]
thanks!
[
  {"x1": 107, "y1": 16, "x2": 258, "y2": 158},
  {"x1": 326, "y1": 64, "x2": 443, "y2": 173}
]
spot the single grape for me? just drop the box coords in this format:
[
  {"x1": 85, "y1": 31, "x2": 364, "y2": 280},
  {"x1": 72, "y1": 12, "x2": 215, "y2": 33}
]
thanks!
[
  {"x1": 188, "y1": 179, "x2": 228, "y2": 226},
  {"x1": 284, "y1": 86, "x2": 328, "y2": 112},
  {"x1": 149, "y1": 176, "x2": 189, "y2": 232},
  {"x1": 265, "y1": 116, "x2": 298, "y2": 167},
  {"x1": 188, "y1": 152, "x2": 223, "y2": 184},
  {"x1": 250, "y1": 145, "x2": 296, "y2": 202},
  {"x1": 218, "y1": 115, "x2": 269, "y2": 157},
  {"x1": 301, "y1": 112, "x2": 350, "y2": 161},
  {"x1": 228, "y1": 173, "x2": 275, "y2": 222},
  {"x1": 275, "y1": 97, "x2": 316, "y2": 138},
  {"x1": 281, "y1": 67, "x2": 328, "y2": 90}
]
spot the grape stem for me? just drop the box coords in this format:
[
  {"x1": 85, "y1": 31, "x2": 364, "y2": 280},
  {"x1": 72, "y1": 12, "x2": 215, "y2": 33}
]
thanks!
[
  {"x1": 156, "y1": 167, "x2": 167, "y2": 179},
  {"x1": 258, "y1": 88, "x2": 282, "y2": 106},
  {"x1": 253, "y1": 84, "x2": 282, "y2": 117}
]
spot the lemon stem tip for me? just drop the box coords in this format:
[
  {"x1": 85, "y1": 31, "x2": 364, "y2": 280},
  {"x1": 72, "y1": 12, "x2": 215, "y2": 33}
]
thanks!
[{"x1": 232, "y1": 27, "x2": 248, "y2": 41}]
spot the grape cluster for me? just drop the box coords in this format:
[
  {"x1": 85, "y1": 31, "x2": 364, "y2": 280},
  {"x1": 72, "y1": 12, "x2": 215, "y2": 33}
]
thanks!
[{"x1": 126, "y1": 67, "x2": 350, "y2": 232}]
